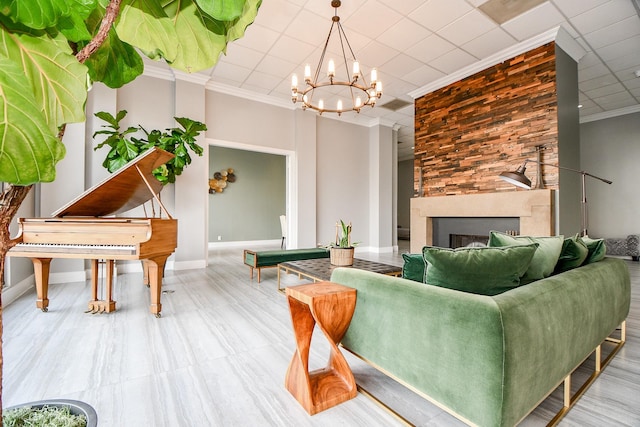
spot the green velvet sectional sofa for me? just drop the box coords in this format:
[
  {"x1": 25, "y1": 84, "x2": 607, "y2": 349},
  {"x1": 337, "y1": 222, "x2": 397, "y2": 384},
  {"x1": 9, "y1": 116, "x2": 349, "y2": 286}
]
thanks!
[{"x1": 330, "y1": 247, "x2": 630, "y2": 426}]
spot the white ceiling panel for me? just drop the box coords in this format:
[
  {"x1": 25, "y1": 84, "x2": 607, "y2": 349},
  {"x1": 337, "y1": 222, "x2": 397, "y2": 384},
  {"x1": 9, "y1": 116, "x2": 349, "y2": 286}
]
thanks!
[{"x1": 183, "y1": 0, "x2": 640, "y2": 161}]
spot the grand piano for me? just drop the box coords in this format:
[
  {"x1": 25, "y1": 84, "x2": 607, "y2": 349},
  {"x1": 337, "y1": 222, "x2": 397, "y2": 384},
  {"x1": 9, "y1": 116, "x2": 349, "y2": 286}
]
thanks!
[{"x1": 8, "y1": 147, "x2": 178, "y2": 317}]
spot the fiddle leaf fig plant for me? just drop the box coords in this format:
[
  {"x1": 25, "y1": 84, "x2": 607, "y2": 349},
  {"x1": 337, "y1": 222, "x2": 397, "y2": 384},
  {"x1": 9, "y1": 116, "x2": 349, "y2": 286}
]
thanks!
[{"x1": 93, "y1": 110, "x2": 207, "y2": 185}]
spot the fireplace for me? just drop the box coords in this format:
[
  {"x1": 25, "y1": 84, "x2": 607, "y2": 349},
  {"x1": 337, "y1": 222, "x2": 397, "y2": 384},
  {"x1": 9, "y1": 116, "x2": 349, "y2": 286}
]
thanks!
[
  {"x1": 433, "y1": 217, "x2": 520, "y2": 248},
  {"x1": 410, "y1": 189, "x2": 554, "y2": 253}
]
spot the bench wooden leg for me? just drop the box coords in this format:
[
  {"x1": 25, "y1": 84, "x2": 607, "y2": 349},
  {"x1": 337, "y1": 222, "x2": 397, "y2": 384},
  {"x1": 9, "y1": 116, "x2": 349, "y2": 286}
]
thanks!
[
  {"x1": 249, "y1": 266, "x2": 254, "y2": 280},
  {"x1": 257, "y1": 268, "x2": 261, "y2": 283}
]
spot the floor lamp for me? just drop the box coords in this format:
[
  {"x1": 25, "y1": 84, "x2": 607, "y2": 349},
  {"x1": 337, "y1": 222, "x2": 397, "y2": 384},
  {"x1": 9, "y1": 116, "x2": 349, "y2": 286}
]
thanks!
[{"x1": 499, "y1": 159, "x2": 612, "y2": 237}]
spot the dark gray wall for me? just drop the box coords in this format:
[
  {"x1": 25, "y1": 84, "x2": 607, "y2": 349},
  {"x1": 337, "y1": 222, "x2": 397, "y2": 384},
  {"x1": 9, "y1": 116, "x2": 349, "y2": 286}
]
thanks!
[
  {"x1": 208, "y1": 147, "x2": 285, "y2": 242},
  {"x1": 397, "y1": 159, "x2": 414, "y2": 230},
  {"x1": 556, "y1": 44, "x2": 581, "y2": 236}
]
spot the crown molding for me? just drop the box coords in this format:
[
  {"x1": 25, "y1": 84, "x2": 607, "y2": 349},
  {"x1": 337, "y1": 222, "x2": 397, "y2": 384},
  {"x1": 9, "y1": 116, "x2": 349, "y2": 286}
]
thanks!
[
  {"x1": 173, "y1": 70, "x2": 211, "y2": 85},
  {"x1": 205, "y1": 81, "x2": 295, "y2": 110},
  {"x1": 143, "y1": 63, "x2": 174, "y2": 81},
  {"x1": 580, "y1": 104, "x2": 640, "y2": 123},
  {"x1": 408, "y1": 26, "x2": 584, "y2": 100}
]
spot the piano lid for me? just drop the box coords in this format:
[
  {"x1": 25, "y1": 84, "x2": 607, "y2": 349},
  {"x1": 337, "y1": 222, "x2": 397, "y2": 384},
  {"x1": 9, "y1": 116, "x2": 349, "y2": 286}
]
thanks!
[{"x1": 52, "y1": 147, "x2": 175, "y2": 217}]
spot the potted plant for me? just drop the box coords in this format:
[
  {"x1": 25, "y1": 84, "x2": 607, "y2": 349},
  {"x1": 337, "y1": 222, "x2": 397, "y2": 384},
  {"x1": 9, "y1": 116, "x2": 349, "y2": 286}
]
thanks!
[
  {"x1": 3, "y1": 399, "x2": 98, "y2": 427},
  {"x1": 327, "y1": 220, "x2": 358, "y2": 266},
  {"x1": 93, "y1": 110, "x2": 206, "y2": 185}
]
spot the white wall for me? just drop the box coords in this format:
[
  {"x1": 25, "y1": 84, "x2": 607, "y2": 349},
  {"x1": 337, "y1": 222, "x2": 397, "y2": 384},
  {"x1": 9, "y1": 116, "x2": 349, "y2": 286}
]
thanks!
[{"x1": 580, "y1": 111, "x2": 640, "y2": 238}]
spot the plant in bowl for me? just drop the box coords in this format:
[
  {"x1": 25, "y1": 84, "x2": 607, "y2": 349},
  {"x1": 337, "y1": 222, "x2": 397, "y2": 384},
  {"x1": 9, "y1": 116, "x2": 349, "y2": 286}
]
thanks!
[{"x1": 327, "y1": 220, "x2": 358, "y2": 266}]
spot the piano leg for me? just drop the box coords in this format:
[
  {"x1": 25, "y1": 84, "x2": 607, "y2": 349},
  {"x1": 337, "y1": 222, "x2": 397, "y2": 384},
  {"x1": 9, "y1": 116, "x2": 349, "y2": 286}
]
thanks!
[
  {"x1": 88, "y1": 259, "x2": 116, "y2": 313},
  {"x1": 146, "y1": 255, "x2": 169, "y2": 318},
  {"x1": 31, "y1": 258, "x2": 52, "y2": 312}
]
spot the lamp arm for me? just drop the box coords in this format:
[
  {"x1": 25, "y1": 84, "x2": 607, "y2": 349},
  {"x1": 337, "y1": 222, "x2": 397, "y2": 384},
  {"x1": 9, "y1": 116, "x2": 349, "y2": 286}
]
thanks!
[{"x1": 523, "y1": 159, "x2": 612, "y2": 184}]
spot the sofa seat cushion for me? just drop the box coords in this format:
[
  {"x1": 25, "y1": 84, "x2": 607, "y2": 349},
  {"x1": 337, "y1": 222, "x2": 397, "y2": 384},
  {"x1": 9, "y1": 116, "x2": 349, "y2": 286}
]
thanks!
[
  {"x1": 555, "y1": 235, "x2": 589, "y2": 273},
  {"x1": 581, "y1": 236, "x2": 607, "y2": 265},
  {"x1": 401, "y1": 253, "x2": 427, "y2": 282},
  {"x1": 422, "y1": 244, "x2": 538, "y2": 295},
  {"x1": 488, "y1": 231, "x2": 564, "y2": 281}
]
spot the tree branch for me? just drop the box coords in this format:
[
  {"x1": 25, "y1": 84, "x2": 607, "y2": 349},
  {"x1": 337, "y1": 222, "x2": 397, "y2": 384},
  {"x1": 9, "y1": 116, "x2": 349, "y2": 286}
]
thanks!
[{"x1": 75, "y1": 0, "x2": 122, "y2": 64}]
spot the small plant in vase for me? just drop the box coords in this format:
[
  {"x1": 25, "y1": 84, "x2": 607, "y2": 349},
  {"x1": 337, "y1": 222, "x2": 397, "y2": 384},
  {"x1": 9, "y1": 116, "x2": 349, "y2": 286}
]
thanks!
[{"x1": 327, "y1": 220, "x2": 358, "y2": 266}]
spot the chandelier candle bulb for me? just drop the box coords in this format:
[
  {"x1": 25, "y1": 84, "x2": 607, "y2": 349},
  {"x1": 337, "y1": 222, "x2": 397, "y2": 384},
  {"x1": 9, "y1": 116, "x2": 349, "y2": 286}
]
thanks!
[
  {"x1": 355, "y1": 97, "x2": 362, "y2": 109},
  {"x1": 376, "y1": 81, "x2": 383, "y2": 96},
  {"x1": 337, "y1": 99, "x2": 343, "y2": 112},
  {"x1": 318, "y1": 99, "x2": 324, "y2": 111},
  {"x1": 352, "y1": 61, "x2": 360, "y2": 79},
  {"x1": 291, "y1": 74, "x2": 298, "y2": 90},
  {"x1": 371, "y1": 68, "x2": 377, "y2": 84},
  {"x1": 304, "y1": 65, "x2": 311, "y2": 82},
  {"x1": 328, "y1": 59, "x2": 335, "y2": 78}
]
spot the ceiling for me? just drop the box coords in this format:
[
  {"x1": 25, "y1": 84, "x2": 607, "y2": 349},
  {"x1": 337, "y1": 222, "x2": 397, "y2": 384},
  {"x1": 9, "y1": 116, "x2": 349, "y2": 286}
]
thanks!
[{"x1": 198, "y1": 0, "x2": 640, "y2": 161}]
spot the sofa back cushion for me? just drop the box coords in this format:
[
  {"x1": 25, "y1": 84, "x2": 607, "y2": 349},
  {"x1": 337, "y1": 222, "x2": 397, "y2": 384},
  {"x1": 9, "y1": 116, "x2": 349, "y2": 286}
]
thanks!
[
  {"x1": 401, "y1": 253, "x2": 427, "y2": 282},
  {"x1": 422, "y1": 244, "x2": 538, "y2": 295},
  {"x1": 581, "y1": 236, "x2": 607, "y2": 264},
  {"x1": 554, "y1": 235, "x2": 589, "y2": 273},
  {"x1": 488, "y1": 231, "x2": 564, "y2": 281}
]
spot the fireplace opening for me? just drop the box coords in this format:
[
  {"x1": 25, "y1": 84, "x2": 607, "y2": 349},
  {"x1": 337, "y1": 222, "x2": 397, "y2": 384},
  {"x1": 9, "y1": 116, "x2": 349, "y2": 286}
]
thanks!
[{"x1": 433, "y1": 217, "x2": 520, "y2": 248}]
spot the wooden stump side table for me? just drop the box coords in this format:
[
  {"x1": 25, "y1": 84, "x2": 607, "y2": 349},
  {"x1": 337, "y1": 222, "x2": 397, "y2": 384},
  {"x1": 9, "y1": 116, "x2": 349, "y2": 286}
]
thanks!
[{"x1": 285, "y1": 282, "x2": 357, "y2": 415}]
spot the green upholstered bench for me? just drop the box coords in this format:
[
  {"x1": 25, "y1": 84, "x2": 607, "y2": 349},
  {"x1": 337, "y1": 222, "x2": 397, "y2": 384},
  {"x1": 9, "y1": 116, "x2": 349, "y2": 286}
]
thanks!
[{"x1": 243, "y1": 248, "x2": 329, "y2": 282}]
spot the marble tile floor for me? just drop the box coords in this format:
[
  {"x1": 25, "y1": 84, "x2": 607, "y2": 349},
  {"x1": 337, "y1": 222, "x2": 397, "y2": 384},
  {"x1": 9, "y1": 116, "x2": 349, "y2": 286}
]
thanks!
[{"x1": 2, "y1": 246, "x2": 639, "y2": 426}]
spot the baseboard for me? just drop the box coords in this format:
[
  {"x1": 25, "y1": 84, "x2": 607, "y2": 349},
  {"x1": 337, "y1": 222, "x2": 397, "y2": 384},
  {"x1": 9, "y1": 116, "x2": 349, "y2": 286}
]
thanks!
[
  {"x1": 2, "y1": 276, "x2": 34, "y2": 306},
  {"x1": 208, "y1": 239, "x2": 281, "y2": 249}
]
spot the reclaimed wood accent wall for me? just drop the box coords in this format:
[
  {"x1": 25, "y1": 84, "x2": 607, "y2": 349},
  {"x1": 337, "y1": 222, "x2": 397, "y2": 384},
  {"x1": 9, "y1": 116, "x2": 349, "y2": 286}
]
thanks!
[{"x1": 414, "y1": 42, "x2": 559, "y2": 197}]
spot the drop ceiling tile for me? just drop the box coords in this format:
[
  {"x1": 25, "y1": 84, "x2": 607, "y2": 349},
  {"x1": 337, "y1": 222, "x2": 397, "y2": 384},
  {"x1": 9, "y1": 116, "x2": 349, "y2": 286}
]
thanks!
[
  {"x1": 255, "y1": 55, "x2": 298, "y2": 78},
  {"x1": 381, "y1": 53, "x2": 425, "y2": 79},
  {"x1": 569, "y1": 0, "x2": 637, "y2": 35},
  {"x1": 409, "y1": 0, "x2": 473, "y2": 32},
  {"x1": 578, "y1": 51, "x2": 603, "y2": 69},
  {"x1": 597, "y1": 35, "x2": 640, "y2": 62},
  {"x1": 405, "y1": 34, "x2": 456, "y2": 64},
  {"x1": 219, "y1": 44, "x2": 265, "y2": 70},
  {"x1": 579, "y1": 104, "x2": 604, "y2": 116},
  {"x1": 438, "y1": 9, "x2": 497, "y2": 47},
  {"x1": 501, "y1": 3, "x2": 566, "y2": 41},
  {"x1": 608, "y1": 52, "x2": 640, "y2": 73},
  {"x1": 551, "y1": 0, "x2": 610, "y2": 18},
  {"x1": 462, "y1": 27, "x2": 517, "y2": 59},
  {"x1": 579, "y1": 63, "x2": 612, "y2": 83},
  {"x1": 582, "y1": 16, "x2": 640, "y2": 50},
  {"x1": 377, "y1": 18, "x2": 432, "y2": 50},
  {"x1": 269, "y1": 35, "x2": 315, "y2": 64},
  {"x1": 211, "y1": 61, "x2": 252, "y2": 83},
  {"x1": 234, "y1": 24, "x2": 281, "y2": 53},
  {"x1": 304, "y1": 0, "x2": 366, "y2": 21},
  {"x1": 585, "y1": 82, "x2": 627, "y2": 99},
  {"x1": 385, "y1": 0, "x2": 429, "y2": 15},
  {"x1": 356, "y1": 40, "x2": 401, "y2": 71},
  {"x1": 342, "y1": 0, "x2": 403, "y2": 40},
  {"x1": 403, "y1": 65, "x2": 445, "y2": 86},
  {"x1": 580, "y1": 73, "x2": 620, "y2": 91},
  {"x1": 244, "y1": 71, "x2": 284, "y2": 92},
  {"x1": 620, "y1": 71, "x2": 640, "y2": 88},
  {"x1": 591, "y1": 90, "x2": 636, "y2": 106},
  {"x1": 429, "y1": 49, "x2": 477, "y2": 74},
  {"x1": 254, "y1": 0, "x2": 300, "y2": 32},
  {"x1": 287, "y1": 10, "x2": 332, "y2": 46},
  {"x1": 630, "y1": 87, "x2": 640, "y2": 97}
]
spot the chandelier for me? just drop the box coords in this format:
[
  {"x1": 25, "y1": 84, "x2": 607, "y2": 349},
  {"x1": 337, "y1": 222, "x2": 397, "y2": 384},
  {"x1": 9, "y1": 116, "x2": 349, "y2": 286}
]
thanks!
[{"x1": 290, "y1": 0, "x2": 382, "y2": 115}]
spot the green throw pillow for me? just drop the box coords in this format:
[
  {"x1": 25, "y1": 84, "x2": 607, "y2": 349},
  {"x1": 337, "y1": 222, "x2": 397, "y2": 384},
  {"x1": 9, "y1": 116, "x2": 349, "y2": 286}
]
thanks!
[
  {"x1": 422, "y1": 244, "x2": 538, "y2": 295},
  {"x1": 402, "y1": 253, "x2": 427, "y2": 283},
  {"x1": 488, "y1": 231, "x2": 564, "y2": 281},
  {"x1": 554, "y1": 234, "x2": 589, "y2": 273},
  {"x1": 581, "y1": 236, "x2": 607, "y2": 264}
]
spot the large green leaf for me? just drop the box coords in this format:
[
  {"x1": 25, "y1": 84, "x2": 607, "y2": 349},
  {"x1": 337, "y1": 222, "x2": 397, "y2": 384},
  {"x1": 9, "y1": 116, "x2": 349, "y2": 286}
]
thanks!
[
  {"x1": 194, "y1": 0, "x2": 244, "y2": 21},
  {"x1": 226, "y1": 0, "x2": 261, "y2": 42},
  {"x1": 0, "y1": 17, "x2": 88, "y2": 131},
  {"x1": 116, "y1": 0, "x2": 178, "y2": 62},
  {"x1": 80, "y1": 6, "x2": 143, "y2": 88},
  {"x1": 0, "y1": 57, "x2": 65, "y2": 184},
  {"x1": 0, "y1": 0, "x2": 70, "y2": 29}
]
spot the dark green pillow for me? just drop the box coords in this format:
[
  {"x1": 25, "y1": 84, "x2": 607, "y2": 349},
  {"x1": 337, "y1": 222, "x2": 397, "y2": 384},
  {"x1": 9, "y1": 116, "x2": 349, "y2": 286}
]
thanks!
[
  {"x1": 402, "y1": 253, "x2": 427, "y2": 283},
  {"x1": 581, "y1": 236, "x2": 606, "y2": 264},
  {"x1": 422, "y1": 244, "x2": 538, "y2": 295},
  {"x1": 488, "y1": 231, "x2": 564, "y2": 281},
  {"x1": 554, "y1": 234, "x2": 589, "y2": 273}
]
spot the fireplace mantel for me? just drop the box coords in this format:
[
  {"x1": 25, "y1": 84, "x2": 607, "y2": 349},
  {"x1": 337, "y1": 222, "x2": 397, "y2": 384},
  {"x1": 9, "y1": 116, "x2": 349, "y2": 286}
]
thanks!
[{"x1": 410, "y1": 189, "x2": 555, "y2": 253}]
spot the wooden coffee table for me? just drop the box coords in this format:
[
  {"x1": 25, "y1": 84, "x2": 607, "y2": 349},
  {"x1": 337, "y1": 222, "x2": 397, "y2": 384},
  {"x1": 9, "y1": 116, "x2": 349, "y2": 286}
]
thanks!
[{"x1": 277, "y1": 257, "x2": 402, "y2": 291}]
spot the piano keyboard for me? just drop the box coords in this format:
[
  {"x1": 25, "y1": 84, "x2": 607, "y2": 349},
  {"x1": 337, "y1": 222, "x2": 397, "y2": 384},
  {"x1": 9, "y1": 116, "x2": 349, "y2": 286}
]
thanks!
[{"x1": 13, "y1": 243, "x2": 137, "y2": 255}]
